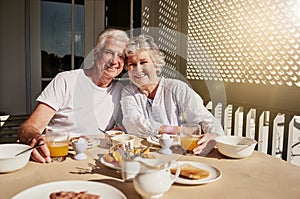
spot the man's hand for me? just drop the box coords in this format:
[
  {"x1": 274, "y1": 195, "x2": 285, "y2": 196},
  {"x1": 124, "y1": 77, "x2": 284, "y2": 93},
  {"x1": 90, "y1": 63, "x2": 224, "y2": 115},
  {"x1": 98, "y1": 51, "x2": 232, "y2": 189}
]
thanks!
[
  {"x1": 158, "y1": 125, "x2": 180, "y2": 135},
  {"x1": 28, "y1": 135, "x2": 52, "y2": 163}
]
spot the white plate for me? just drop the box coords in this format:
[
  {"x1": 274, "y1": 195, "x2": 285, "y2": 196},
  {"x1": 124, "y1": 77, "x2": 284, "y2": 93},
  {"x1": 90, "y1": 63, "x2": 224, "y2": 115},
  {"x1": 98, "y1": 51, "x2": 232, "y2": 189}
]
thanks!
[
  {"x1": 69, "y1": 136, "x2": 100, "y2": 149},
  {"x1": 100, "y1": 156, "x2": 121, "y2": 170},
  {"x1": 87, "y1": 138, "x2": 100, "y2": 148},
  {"x1": 147, "y1": 135, "x2": 180, "y2": 146},
  {"x1": 12, "y1": 180, "x2": 126, "y2": 199},
  {"x1": 100, "y1": 152, "x2": 160, "y2": 171},
  {"x1": 170, "y1": 161, "x2": 221, "y2": 185}
]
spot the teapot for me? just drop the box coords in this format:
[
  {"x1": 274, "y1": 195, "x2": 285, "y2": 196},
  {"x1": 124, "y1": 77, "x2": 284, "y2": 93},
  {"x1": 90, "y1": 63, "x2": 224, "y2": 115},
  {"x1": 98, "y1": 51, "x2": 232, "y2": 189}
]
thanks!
[{"x1": 133, "y1": 160, "x2": 180, "y2": 199}]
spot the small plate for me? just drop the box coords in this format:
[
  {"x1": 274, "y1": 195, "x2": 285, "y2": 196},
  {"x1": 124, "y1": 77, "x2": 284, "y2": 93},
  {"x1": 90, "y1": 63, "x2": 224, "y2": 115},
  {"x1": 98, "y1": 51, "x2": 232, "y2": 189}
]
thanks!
[
  {"x1": 170, "y1": 161, "x2": 221, "y2": 185},
  {"x1": 69, "y1": 136, "x2": 100, "y2": 149},
  {"x1": 87, "y1": 138, "x2": 100, "y2": 148},
  {"x1": 146, "y1": 136, "x2": 160, "y2": 146},
  {"x1": 100, "y1": 156, "x2": 121, "y2": 170},
  {"x1": 146, "y1": 135, "x2": 180, "y2": 146},
  {"x1": 100, "y1": 152, "x2": 159, "y2": 170},
  {"x1": 12, "y1": 180, "x2": 126, "y2": 199}
]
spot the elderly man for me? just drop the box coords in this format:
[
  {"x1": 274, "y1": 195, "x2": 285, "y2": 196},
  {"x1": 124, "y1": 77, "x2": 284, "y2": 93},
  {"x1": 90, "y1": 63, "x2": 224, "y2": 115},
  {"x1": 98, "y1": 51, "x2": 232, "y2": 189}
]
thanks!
[{"x1": 18, "y1": 29, "x2": 129, "y2": 163}]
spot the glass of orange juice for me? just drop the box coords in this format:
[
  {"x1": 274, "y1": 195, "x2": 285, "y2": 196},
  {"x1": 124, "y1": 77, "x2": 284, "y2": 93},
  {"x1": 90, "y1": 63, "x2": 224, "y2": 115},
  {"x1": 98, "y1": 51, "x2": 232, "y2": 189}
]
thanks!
[
  {"x1": 45, "y1": 129, "x2": 69, "y2": 162},
  {"x1": 180, "y1": 124, "x2": 201, "y2": 155}
]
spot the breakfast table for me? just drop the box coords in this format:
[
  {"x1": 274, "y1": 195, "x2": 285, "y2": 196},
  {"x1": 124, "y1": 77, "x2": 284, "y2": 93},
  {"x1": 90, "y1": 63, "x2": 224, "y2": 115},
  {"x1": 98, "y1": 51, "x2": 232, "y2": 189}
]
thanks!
[{"x1": 1, "y1": 136, "x2": 300, "y2": 199}]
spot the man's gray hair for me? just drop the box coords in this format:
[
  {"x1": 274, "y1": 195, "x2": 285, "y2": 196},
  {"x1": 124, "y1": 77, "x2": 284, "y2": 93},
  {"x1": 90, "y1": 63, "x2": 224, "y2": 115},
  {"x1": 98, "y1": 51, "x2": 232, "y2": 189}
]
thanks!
[{"x1": 95, "y1": 29, "x2": 129, "y2": 54}]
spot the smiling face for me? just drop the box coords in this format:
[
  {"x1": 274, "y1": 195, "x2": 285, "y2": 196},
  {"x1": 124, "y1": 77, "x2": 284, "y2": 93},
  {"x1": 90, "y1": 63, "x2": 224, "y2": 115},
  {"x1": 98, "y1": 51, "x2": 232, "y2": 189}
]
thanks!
[
  {"x1": 126, "y1": 50, "x2": 160, "y2": 88},
  {"x1": 95, "y1": 37, "x2": 126, "y2": 79}
]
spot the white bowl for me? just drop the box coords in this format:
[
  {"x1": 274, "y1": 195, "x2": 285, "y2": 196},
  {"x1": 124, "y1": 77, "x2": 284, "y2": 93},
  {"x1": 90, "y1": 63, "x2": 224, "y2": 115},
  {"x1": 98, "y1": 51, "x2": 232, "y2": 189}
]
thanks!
[
  {"x1": 0, "y1": 143, "x2": 32, "y2": 173},
  {"x1": 111, "y1": 134, "x2": 135, "y2": 149},
  {"x1": 215, "y1": 136, "x2": 257, "y2": 158}
]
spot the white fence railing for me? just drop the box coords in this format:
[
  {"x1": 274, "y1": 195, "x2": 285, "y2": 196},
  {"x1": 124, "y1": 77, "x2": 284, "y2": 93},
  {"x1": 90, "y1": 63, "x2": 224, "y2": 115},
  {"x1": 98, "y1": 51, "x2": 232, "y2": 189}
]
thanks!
[{"x1": 206, "y1": 102, "x2": 300, "y2": 166}]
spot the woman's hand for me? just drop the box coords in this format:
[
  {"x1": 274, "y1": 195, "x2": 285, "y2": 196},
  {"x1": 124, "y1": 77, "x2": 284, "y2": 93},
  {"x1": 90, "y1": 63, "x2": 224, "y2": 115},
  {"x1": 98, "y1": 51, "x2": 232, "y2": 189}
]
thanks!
[{"x1": 193, "y1": 133, "x2": 218, "y2": 156}]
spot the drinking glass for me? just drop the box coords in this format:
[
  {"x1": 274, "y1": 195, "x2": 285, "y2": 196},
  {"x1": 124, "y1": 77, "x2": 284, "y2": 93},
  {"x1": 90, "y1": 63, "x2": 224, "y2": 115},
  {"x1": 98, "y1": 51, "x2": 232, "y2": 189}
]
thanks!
[
  {"x1": 45, "y1": 129, "x2": 69, "y2": 162},
  {"x1": 180, "y1": 124, "x2": 201, "y2": 155}
]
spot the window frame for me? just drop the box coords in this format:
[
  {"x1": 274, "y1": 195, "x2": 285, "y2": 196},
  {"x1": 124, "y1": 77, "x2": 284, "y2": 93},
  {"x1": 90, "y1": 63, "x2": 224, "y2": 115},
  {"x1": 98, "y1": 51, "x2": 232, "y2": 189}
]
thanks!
[{"x1": 26, "y1": 0, "x2": 105, "y2": 112}]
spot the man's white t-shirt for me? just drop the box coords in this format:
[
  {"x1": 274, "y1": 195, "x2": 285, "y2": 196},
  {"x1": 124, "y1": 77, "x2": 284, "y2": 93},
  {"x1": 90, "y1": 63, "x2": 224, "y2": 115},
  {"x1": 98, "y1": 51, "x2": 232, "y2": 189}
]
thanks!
[{"x1": 37, "y1": 69, "x2": 123, "y2": 136}]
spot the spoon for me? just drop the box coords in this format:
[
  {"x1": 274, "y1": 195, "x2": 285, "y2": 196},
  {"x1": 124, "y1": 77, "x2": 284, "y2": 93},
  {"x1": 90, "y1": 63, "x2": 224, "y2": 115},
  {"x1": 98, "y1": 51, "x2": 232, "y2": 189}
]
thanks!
[
  {"x1": 15, "y1": 143, "x2": 45, "y2": 157},
  {"x1": 135, "y1": 159, "x2": 176, "y2": 170},
  {"x1": 98, "y1": 128, "x2": 106, "y2": 134},
  {"x1": 237, "y1": 140, "x2": 262, "y2": 146}
]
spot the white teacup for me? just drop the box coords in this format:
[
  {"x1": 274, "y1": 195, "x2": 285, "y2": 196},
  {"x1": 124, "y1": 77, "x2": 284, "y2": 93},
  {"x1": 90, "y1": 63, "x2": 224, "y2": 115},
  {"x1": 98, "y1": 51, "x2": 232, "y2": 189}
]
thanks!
[
  {"x1": 72, "y1": 137, "x2": 88, "y2": 160},
  {"x1": 111, "y1": 134, "x2": 135, "y2": 149},
  {"x1": 105, "y1": 130, "x2": 125, "y2": 145},
  {"x1": 159, "y1": 134, "x2": 173, "y2": 154}
]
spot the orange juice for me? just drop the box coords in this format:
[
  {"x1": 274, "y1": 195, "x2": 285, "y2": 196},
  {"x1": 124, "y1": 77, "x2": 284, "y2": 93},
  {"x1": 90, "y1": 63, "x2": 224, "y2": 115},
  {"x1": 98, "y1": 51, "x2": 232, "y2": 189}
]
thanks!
[
  {"x1": 47, "y1": 142, "x2": 69, "y2": 157},
  {"x1": 180, "y1": 136, "x2": 199, "y2": 152}
]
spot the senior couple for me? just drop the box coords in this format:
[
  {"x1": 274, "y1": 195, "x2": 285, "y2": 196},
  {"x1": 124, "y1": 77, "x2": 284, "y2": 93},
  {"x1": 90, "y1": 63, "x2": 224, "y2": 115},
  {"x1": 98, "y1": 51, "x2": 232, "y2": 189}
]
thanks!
[{"x1": 18, "y1": 29, "x2": 224, "y2": 163}]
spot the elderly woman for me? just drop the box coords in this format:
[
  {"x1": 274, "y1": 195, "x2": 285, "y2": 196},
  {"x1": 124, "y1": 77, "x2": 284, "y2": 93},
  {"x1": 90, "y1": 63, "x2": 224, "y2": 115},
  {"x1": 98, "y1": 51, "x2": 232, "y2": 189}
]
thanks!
[{"x1": 120, "y1": 34, "x2": 224, "y2": 155}]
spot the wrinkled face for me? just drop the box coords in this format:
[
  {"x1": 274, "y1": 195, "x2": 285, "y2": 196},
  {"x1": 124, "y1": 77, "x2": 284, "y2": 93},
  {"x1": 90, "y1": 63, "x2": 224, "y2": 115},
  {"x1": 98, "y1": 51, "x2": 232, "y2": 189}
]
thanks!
[
  {"x1": 126, "y1": 50, "x2": 159, "y2": 87},
  {"x1": 95, "y1": 38, "x2": 126, "y2": 79}
]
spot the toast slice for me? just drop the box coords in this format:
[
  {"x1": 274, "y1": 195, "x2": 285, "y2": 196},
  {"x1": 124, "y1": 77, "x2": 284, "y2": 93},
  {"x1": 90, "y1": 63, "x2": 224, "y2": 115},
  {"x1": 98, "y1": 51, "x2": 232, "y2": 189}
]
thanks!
[{"x1": 170, "y1": 163, "x2": 210, "y2": 180}]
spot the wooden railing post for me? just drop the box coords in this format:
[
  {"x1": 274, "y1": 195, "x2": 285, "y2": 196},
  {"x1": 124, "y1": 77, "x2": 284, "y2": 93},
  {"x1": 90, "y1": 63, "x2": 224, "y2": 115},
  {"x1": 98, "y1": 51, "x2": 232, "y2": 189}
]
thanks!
[
  {"x1": 231, "y1": 105, "x2": 238, "y2": 136},
  {"x1": 254, "y1": 110, "x2": 263, "y2": 151},
  {"x1": 282, "y1": 115, "x2": 293, "y2": 161},
  {"x1": 242, "y1": 107, "x2": 250, "y2": 137},
  {"x1": 267, "y1": 112, "x2": 277, "y2": 156}
]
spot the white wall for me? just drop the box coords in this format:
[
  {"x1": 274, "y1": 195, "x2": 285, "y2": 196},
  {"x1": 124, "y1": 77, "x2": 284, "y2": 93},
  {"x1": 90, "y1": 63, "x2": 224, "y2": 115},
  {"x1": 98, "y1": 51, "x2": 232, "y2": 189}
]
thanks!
[
  {"x1": 0, "y1": 0, "x2": 27, "y2": 115},
  {"x1": 0, "y1": 0, "x2": 106, "y2": 115}
]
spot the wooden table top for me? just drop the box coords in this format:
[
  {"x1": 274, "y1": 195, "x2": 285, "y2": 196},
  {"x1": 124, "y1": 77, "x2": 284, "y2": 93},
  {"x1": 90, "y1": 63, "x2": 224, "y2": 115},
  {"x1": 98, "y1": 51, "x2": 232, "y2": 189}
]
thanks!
[{"x1": 1, "y1": 137, "x2": 300, "y2": 199}]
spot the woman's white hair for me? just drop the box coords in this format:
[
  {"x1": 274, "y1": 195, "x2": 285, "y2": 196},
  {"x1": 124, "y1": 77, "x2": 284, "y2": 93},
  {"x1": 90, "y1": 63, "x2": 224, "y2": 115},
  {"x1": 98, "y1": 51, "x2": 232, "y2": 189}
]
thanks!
[{"x1": 125, "y1": 34, "x2": 165, "y2": 76}]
